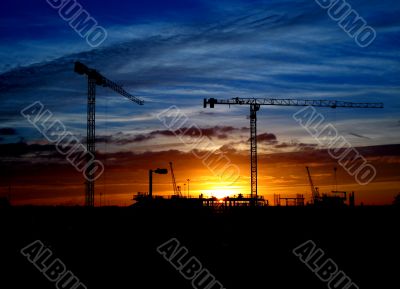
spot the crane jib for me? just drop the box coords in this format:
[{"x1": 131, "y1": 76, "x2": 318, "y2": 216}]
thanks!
[
  {"x1": 203, "y1": 97, "x2": 384, "y2": 206},
  {"x1": 204, "y1": 98, "x2": 383, "y2": 108},
  {"x1": 74, "y1": 61, "x2": 144, "y2": 206}
]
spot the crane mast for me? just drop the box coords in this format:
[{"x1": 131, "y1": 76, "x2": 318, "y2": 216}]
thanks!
[
  {"x1": 204, "y1": 97, "x2": 383, "y2": 206},
  {"x1": 250, "y1": 104, "x2": 260, "y2": 206},
  {"x1": 75, "y1": 62, "x2": 144, "y2": 207},
  {"x1": 306, "y1": 166, "x2": 319, "y2": 203},
  {"x1": 86, "y1": 77, "x2": 96, "y2": 206},
  {"x1": 169, "y1": 162, "x2": 181, "y2": 197}
]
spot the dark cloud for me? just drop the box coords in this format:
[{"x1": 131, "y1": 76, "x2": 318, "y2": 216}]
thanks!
[
  {"x1": 131, "y1": 134, "x2": 154, "y2": 143},
  {"x1": 198, "y1": 111, "x2": 216, "y2": 116},
  {"x1": 1, "y1": 141, "x2": 399, "y2": 174},
  {"x1": 218, "y1": 126, "x2": 236, "y2": 133},
  {"x1": 97, "y1": 126, "x2": 244, "y2": 145},
  {"x1": 157, "y1": 126, "x2": 239, "y2": 140},
  {"x1": 0, "y1": 142, "x2": 55, "y2": 158},
  {"x1": 97, "y1": 133, "x2": 156, "y2": 145},
  {"x1": 149, "y1": 130, "x2": 175, "y2": 137},
  {"x1": 349, "y1": 132, "x2": 371, "y2": 140},
  {"x1": 0, "y1": 128, "x2": 16, "y2": 135},
  {"x1": 296, "y1": 143, "x2": 318, "y2": 151},
  {"x1": 274, "y1": 141, "x2": 317, "y2": 151},
  {"x1": 171, "y1": 126, "x2": 236, "y2": 139},
  {"x1": 256, "y1": 133, "x2": 277, "y2": 143},
  {"x1": 97, "y1": 130, "x2": 172, "y2": 144},
  {"x1": 274, "y1": 143, "x2": 290, "y2": 149}
]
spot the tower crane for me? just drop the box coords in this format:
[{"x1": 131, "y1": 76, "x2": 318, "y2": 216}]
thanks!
[
  {"x1": 169, "y1": 162, "x2": 182, "y2": 197},
  {"x1": 74, "y1": 62, "x2": 144, "y2": 207},
  {"x1": 306, "y1": 166, "x2": 320, "y2": 204},
  {"x1": 204, "y1": 97, "x2": 383, "y2": 205}
]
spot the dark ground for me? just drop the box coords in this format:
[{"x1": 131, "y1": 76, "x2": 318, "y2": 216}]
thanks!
[{"x1": 1, "y1": 205, "x2": 399, "y2": 289}]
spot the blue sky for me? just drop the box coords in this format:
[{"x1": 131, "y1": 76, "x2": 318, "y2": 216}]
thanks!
[
  {"x1": 0, "y1": 0, "x2": 399, "y2": 150},
  {"x1": 1, "y1": 0, "x2": 400, "y2": 205}
]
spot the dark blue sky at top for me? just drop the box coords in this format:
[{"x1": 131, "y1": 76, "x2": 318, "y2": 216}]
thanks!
[
  {"x1": 3, "y1": 0, "x2": 396, "y2": 42},
  {"x1": 0, "y1": 0, "x2": 399, "y2": 148},
  {"x1": 0, "y1": 0, "x2": 218, "y2": 41}
]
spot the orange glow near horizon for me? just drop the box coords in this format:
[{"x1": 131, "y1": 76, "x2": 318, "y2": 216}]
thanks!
[
  {"x1": 3, "y1": 146, "x2": 399, "y2": 206},
  {"x1": 201, "y1": 188, "x2": 237, "y2": 199}
]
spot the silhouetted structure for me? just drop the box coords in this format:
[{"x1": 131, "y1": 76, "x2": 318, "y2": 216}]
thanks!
[
  {"x1": 306, "y1": 166, "x2": 356, "y2": 207},
  {"x1": 203, "y1": 194, "x2": 268, "y2": 208},
  {"x1": 169, "y1": 162, "x2": 182, "y2": 198},
  {"x1": 306, "y1": 166, "x2": 320, "y2": 204},
  {"x1": 132, "y1": 193, "x2": 268, "y2": 209},
  {"x1": 74, "y1": 62, "x2": 144, "y2": 207},
  {"x1": 349, "y1": 191, "x2": 355, "y2": 207},
  {"x1": 204, "y1": 97, "x2": 383, "y2": 207},
  {"x1": 132, "y1": 193, "x2": 203, "y2": 208},
  {"x1": 274, "y1": 194, "x2": 305, "y2": 206}
]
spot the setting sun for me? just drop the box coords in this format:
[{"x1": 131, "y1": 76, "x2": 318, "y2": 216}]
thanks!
[{"x1": 202, "y1": 188, "x2": 238, "y2": 199}]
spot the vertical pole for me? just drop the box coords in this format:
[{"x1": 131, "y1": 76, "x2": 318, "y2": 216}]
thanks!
[
  {"x1": 349, "y1": 191, "x2": 355, "y2": 207},
  {"x1": 85, "y1": 77, "x2": 96, "y2": 207},
  {"x1": 187, "y1": 179, "x2": 190, "y2": 198},
  {"x1": 250, "y1": 104, "x2": 260, "y2": 206}
]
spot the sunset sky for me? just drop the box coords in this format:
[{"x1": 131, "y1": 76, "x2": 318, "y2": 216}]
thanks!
[{"x1": 0, "y1": 0, "x2": 399, "y2": 206}]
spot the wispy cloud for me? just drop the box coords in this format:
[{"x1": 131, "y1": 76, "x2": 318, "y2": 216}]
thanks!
[{"x1": 0, "y1": 0, "x2": 399, "y2": 148}]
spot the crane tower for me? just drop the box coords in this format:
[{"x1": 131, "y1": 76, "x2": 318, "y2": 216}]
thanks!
[
  {"x1": 306, "y1": 166, "x2": 319, "y2": 204},
  {"x1": 169, "y1": 162, "x2": 182, "y2": 197},
  {"x1": 204, "y1": 97, "x2": 383, "y2": 205},
  {"x1": 74, "y1": 62, "x2": 144, "y2": 207}
]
